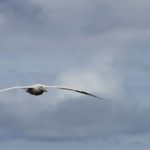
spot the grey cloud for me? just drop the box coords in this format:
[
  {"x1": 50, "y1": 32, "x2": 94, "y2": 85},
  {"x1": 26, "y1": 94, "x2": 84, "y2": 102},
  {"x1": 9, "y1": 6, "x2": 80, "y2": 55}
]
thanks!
[
  {"x1": 1, "y1": 0, "x2": 150, "y2": 38},
  {"x1": 0, "y1": 95, "x2": 150, "y2": 145},
  {"x1": 0, "y1": 0, "x2": 150, "y2": 148},
  {"x1": 80, "y1": 0, "x2": 150, "y2": 35},
  {"x1": 0, "y1": 0, "x2": 42, "y2": 27}
]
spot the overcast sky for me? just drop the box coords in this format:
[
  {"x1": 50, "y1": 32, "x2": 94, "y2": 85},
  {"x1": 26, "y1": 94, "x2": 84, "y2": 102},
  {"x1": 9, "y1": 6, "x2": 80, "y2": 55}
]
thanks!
[{"x1": 0, "y1": 0, "x2": 150, "y2": 149}]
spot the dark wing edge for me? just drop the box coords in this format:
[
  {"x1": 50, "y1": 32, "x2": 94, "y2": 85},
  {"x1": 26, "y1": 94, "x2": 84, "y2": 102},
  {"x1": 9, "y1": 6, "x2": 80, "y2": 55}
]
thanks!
[{"x1": 58, "y1": 87, "x2": 105, "y2": 100}]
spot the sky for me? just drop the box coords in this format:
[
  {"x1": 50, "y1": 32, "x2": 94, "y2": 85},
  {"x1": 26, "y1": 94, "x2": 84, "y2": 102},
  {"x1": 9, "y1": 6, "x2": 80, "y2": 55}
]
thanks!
[{"x1": 0, "y1": 0, "x2": 150, "y2": 149}]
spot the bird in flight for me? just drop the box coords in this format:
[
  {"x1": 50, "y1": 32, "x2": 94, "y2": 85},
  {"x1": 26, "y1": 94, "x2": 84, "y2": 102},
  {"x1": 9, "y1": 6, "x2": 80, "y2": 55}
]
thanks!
[{"x1": 0, "y1": 83, "x2": 103, "y2": 99}]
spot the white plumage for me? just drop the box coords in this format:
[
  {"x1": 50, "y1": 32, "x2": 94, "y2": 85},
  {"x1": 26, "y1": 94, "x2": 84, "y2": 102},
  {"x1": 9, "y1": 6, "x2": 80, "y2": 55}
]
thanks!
[{"x1": 0, "y1": 83, "x2": 103, "y2": 99}]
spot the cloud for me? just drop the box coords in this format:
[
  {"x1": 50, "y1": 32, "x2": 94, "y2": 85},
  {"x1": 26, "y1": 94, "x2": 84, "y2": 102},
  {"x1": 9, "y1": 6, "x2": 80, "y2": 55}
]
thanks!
[
  {"x1": 0, "y1": 46, "x2": 149, "y2": 145},
  {"x1": 54, "y1": 53, "x2": 124, "y2": 100},
  {"x1": 0, "y1": 0, "x2": 42, "y2": 27},
  {"x1": 0, "y1": 92, "x2": 150, "y2": 147},
  {"x1": 0, "y1": 0, "x2": 150, "y2": 148}
]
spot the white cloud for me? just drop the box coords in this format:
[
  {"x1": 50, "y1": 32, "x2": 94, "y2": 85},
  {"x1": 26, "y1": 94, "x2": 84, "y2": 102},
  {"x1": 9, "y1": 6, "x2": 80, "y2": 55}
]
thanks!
[{"x1": 54, "y1": 55, "x2": 123, "y2": 100}]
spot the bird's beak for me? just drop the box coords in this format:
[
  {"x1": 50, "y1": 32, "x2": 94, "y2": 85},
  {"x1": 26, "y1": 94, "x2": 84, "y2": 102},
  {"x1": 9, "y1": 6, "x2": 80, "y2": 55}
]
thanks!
[{"x1": 44, "y1": 88, "x2": 47, "y2": 93}]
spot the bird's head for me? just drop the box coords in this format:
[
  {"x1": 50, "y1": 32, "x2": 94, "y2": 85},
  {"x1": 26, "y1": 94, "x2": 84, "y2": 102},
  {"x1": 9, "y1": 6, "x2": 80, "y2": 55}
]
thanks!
[{"x1": 39, "y1": 85, "x2": 47, "y2": 93}]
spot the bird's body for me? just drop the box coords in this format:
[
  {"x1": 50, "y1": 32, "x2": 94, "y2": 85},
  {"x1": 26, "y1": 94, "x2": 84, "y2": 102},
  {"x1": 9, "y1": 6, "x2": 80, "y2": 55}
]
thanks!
[
  {"x1": 23, "y1": 84, "x2": 47, "y2": 95},
  {"x1": 25, "y1": 87, "x2": 45, "y2": 95},
  {"x1": 0, "y1": 83, "x2": 103, "y2": 100}
]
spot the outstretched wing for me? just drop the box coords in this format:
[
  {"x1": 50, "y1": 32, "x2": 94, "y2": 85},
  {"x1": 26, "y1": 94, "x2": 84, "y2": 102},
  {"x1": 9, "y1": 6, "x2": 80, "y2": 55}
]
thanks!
[
  {"x1": 0, "y1": 86, "x2": 31, "y2": 93},
  {"x1": 45, "y1": 85, "x2": 104, "y2": 100}
]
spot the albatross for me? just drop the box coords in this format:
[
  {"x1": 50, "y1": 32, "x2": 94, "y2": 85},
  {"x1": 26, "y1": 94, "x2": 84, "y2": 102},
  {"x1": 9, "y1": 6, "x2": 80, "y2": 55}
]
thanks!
[{"x1": 0, "y1": 83, "x2": 103, "y2": 99}]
